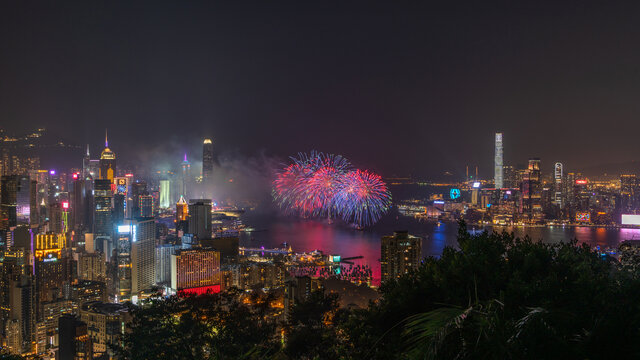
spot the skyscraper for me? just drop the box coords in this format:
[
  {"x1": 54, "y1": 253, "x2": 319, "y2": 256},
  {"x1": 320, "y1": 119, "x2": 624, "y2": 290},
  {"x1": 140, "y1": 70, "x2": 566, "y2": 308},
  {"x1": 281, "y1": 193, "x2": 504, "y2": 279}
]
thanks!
[
  {"x1": 202, "y1": 138, "x2": 214, "y2": 183},
  {"x1": 521, "y1": 158, "x2": 543, "y2": 223},
  {"x1": 381, "y1": 231, "x2": 422, "y2": 283},
  {"x1": 114, "y1": 218, "x2": 155, "y2": 301},
  {"x1": 554, "y1": 162, "x2": 563, "y2": 207},
  {"x1": 99, "y1": 130, "x2": 116, "y2": 182},
  {"x1": 93, "y1": 179, "x2": 112, "y2": 243},
  {"x1": 494, "y1": 133, "x2": 504, "y2": 189},
  {"x1": 181, "y1": 154, "x2": 191, "y2": 198},
  {"x1": 188, "y1": 200, "x2": 212, "y2": 241}
]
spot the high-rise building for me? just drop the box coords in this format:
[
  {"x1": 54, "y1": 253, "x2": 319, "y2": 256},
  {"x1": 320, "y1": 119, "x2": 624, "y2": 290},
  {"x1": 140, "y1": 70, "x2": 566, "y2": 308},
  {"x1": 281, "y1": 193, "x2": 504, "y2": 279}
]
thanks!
[
  {"x1": 113, "y1": 218, "x2": 155, "y2": 301},
  {"x1": 99, "y1": 131, "x2": 116, "y2": 182},
  {"x1": 0, "y1": 175, "x2": 33, "y2": 230},
  {"x1": 93, "y1": 179, "x2": 112, "y2": 242},
  {"x1": 181, "y1": 154, "x2": 191, "y2": 198},
  {"x1": 77, "y1": 252, "x2": 106, "y2": 282},
  {"x1": 621, "y1": 174, "x2": 639, "y2": 213},
  {"x1": 72, "y1": 177, "x2": 93, "y2": 232},
  {"x1": 79, "y1": 301, "x2": 128, "y2": 356},
  {"x1": 58, "y1": 315, "x2": 92, "y2": 360},
  {"x1": 202, "y1": 138, "x2": 214, "y2": 183},
  {"x1": 554, "y1": 162, "x2": 563, "y2": 207},
  {"x1": 159, "y1": 179, "x2": 171, "y2": 209},
  {"x1": 521, "y1": 158, "x2": 543, "y2": 223},
  {"x1": 82, "y1": 145, "x2": 92, "y2": 180},
  {"x1": 155, "y1": 244, "x2": 178, "y2": 285},
  {"x1": 380, "y1": 231, "x2": 422, "y2": 283},
  {"x1": 188, "y1": 200, "x2": 212, "y2": 241},
  {"x1": 494, "y1": 133, "x2": 504, "y2": 189},
  {"x1": 170, "y1": 247, "x2": 221, "y2": 294}
]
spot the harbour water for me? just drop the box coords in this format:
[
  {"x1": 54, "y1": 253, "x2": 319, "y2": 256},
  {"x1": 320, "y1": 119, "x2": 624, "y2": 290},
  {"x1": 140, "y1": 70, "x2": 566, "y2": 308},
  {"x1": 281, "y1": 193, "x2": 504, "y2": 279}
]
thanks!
[{"x1": 239, "y1": 211, "x2": 640, "y2": 286}]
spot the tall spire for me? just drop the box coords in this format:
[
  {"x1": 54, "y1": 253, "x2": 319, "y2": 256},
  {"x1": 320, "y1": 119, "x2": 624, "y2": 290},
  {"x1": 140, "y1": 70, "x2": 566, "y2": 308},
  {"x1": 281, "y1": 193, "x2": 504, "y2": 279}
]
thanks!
[
  {"x1": 105, "y1": 129, "x2": 109, "y2": 148},
  {"x1": 86, "y1": 144, "x2": 90, "y2": 157},
  {"x1": 184, "y1": 153, "x2": 188, "y2": 162}
]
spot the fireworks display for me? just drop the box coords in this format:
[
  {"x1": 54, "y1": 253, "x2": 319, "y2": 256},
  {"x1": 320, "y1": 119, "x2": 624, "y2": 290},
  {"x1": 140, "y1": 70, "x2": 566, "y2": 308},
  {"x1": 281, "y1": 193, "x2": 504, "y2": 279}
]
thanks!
[{"x1": 273, "y1": 151, "x2": 392, "y2": 227}]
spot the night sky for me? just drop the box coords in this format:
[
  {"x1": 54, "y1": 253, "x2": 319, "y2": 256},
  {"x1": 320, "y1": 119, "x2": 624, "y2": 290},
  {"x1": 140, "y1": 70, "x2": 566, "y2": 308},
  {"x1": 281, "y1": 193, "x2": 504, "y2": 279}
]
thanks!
[{"x1": 2, "y1": 1, "x2": 640, "y2": 178}]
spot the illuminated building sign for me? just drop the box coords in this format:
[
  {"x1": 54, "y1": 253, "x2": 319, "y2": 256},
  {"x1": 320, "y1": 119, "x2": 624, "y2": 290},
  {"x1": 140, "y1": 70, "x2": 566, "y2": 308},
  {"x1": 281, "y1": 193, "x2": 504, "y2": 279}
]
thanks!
[
  {"x1": 62, "y1": 201, "x2": 69, "y2": 209},
  {"x1": 472, "y1": 182, "x2": 481, "y2": 188},
  {"x1": 449, "y1": 188, "x2": 461, "y2": 200},
  {"x1": 576, "y1": 212, "x2": 590, "y2": 222},
  {"x1": 72, "y1": 173, "x2": 79, "y2": 180},
  {"x1": 433, "y1": 200, "x2": 445, "y2": 205},
  {"x1": 575, "y1": 179, "x2": 588, "y2": 185},
  {"x1": 332, "y1": 255, "x2": 341, "y2": 263},
  {"x1": 118, "y1": 225, "x2": 133, "y2": 233},
  {"x1": 177, "y1": 285, "x2": 221, "y2": 296},
  {"x1": 622, "y1": 214, "x2": 640, "y2": 226}
]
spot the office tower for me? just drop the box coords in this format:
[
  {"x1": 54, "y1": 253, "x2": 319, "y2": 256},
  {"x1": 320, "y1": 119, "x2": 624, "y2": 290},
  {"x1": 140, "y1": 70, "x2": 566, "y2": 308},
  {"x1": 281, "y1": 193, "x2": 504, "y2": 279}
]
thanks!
[
  {"x1": 1, "y1": 175, "x2": 33, "y2": 230},
  {"x1": 130, "y1": 181, "x2": 147, "y2": 218},
  {"x1": 176, "y1": 196, "x2": 188, "y2": 221},
  {"x1": 112, "y1": 193, "x2": 125, "y2": 224},
  {"x1": 181, "y1": 153, "x2": 191, "y2": 198},
  {"x1": 202, "y1": 236, "x2": 239, "y2": 264},
  {"x1": 114, "y1": 218, "x2": 155, "y2": 301},
  {"x1": 99, "y1": 131, "x2": 116, "y2": 182},
  {"x1": 131, "y1": 219, "x2": 155, "y2": 298},
  {"x1": 521, "y1": 158, "x2": 543, "y2": 223},
  {"x1": 49, "y1": 202, "x2": 62, "y2": 233},
  {"x1": 79, "y1": 301, "x2": 128, "y2": 356},
  {"x1": 381, "y1": 231, "x2": 422, "y2": 283},
  {"x1": 155, "y1": 244, "x2": 178, "y2": 285},
  {"x1": 72, "y1": 177, "x2": 93, "y2": 232},
  {"x1": 159, "y1": 179, "x2": 171, "y2": 209},
  {"x1": 6, "y1": 275, "x2": 36, "y2": 355},
  {"x1": 139, "y1": 195, "x2": 154, "y2": 218},
  {"x1": 34, "y1": 233, "x2": 67, "y2": 320},
  {"x1": 202, "y1": 138, "x2": 214, "y2": 183},
  {"x1": 170, "y1": 247, "x2": 221, "y2": 294},
  {"x1": 82, "y1": 145, "x2": 92, "y2": 179},
  {"x1": 40, "y1": 298, "x2": 74, "y2": 350},
  {"x1": 77, "y1": 252, "x2": 106, "y2": 282},
  {"x1": 71, "y1": 280, "x2": 107, "y2": 305},
  {"x1": 58, "y1": 315, "x2": 93, "y2": 360},
  {"x1": 494, "y1": 133, "x2": 504, "y2": 189},
  {"x1": 188, "y1": 200, "x2": 212, "y2": 241},
  {"x1": 621, "y1": 174, "x2": 638, "y2": 212},
  {"x1": 93, "y1": 179, "x2": 112, "y2": 243},
  {"x1": 554, "y1": 162, "x2": 563, "y2": 207}
]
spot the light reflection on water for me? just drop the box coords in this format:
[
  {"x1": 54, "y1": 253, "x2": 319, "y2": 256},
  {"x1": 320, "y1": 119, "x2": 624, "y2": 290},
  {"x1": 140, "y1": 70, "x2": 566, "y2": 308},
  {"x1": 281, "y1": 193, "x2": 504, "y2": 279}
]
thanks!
[{"x1": 241, "y1": 212, "x2": 638, "y2": 286}]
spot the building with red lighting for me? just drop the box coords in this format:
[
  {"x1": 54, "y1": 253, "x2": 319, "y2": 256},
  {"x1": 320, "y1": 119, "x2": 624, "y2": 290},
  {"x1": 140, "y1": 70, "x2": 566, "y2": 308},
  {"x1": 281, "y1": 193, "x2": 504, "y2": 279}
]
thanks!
[{"x1": 170, "y1": 247, "x2": 221, "y2": 294}]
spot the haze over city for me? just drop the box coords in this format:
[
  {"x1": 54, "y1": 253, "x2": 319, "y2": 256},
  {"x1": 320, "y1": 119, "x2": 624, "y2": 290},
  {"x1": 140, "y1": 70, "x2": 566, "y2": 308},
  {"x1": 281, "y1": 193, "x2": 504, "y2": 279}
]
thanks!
[{"x1": 4, "y1": 2, "x2": 640, "y2": 360}]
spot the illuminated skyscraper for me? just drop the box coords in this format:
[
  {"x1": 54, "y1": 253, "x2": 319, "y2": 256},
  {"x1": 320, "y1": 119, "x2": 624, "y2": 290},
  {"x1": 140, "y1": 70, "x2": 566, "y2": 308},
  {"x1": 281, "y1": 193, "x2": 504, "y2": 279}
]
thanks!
[
  {"x1": 202, "y1": 138, "x2": 214, "y2": 183},
  {"x1": 0, "y1": 175, "x2": 33, "y2": 230},
  {"x1": 521, "y1": 158, "x2": 543, "y2": 223},
  {"x1": 554, "y1": 162, "x2": 563, "y2": 207},
  {"x1": 494, "y1": 133, "x2": 504, "y2": 189},
  {"x1": 99, "y1": 130, "x2": 116, "y2": 182},
  {"x1": 113, "y1": 218, "x2": 155, "y2": 301},
  {"x1": 159, "y1": 179, "x2": 171, "y2": 209},
  {"x1": 93, "y1": 179, "x2": 112, "y2": 243},
  {"x1": 181, "y1": 154, "x2": 191, "y2": 198},
  {"x1": 82, "y1": 145, "x2": 91, "y2": 179}
]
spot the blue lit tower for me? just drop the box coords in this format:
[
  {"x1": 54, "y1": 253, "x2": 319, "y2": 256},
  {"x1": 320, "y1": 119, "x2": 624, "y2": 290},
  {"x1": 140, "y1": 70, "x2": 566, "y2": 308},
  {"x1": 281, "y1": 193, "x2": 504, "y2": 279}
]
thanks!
[{"x1": 494, "y1": 133, "x2": 504, "y2": 189}]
